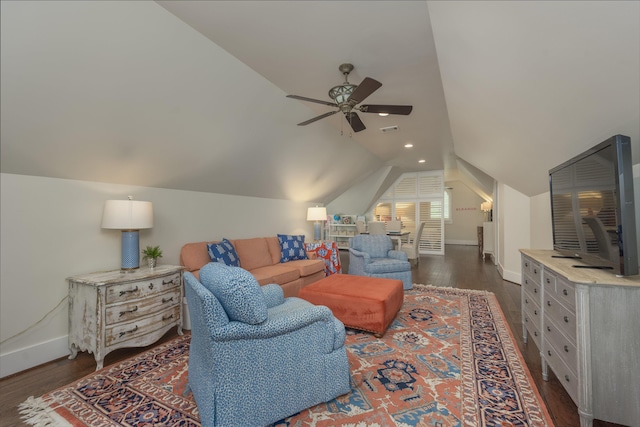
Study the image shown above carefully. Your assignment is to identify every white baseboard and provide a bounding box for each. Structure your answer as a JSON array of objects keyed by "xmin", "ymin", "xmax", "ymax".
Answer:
[
  {"xmin": 498, "ymin": 261, "xmax": 522, "ymax": 284},
  {"xmin": 0, "ymin": 335, "xmax": 69, "ymax": 378},
  {"xmin": 445, "ymin": 239, "xmax": 478, "ymax": 246}
]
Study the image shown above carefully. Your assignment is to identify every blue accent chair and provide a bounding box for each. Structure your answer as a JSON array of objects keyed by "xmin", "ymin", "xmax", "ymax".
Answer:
[
  {"xmin": 348, "ymin": 234, "xmax": 413, "ymax": 290},
  {"xmin": 184, "ymin": 262, "xmax": 351, "ymax": 427}
]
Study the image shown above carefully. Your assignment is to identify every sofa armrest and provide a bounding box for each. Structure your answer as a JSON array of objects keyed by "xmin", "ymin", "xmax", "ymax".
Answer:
[
  {"xmin": 388, "ymin": 250, "xmax": 409, "ymax": 261},
  {"xmin": 261, "ymin": 284, "xmax": 284, "ymax": 308},
  {"xmin": 348, "ymin": 248, "xmax": 371, "ymax": 263},
  {"xmin": 211, "ymin": 304, "xmax": 334, "ymax": 342}
]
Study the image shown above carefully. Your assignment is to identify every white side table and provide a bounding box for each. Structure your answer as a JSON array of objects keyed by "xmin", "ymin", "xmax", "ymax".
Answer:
[{"xmin": 67, "ymin": 265, "xmax": 184, "ymax": 370}]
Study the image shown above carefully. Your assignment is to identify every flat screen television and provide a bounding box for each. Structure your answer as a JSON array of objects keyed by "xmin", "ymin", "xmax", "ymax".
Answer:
[{"xmin": 549, "ymin": 134, "xmax": 638, "ymax": 276}]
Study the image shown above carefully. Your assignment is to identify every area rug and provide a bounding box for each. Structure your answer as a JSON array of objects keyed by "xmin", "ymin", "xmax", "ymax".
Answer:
[{"xmin": 19, "ymin": 285, "xmax": 553, "ymax": 427}]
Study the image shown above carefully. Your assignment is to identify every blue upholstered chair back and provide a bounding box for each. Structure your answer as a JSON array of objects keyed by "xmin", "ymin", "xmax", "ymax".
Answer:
[{"xmin": 350, "ymin": 234, "xmax": 393, "ymax": 258}]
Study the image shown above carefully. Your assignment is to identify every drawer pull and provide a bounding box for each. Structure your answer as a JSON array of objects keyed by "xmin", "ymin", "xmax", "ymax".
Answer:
[
  {"xmin": 162, "ymin": 314, "xmax": 174, "ymax": 321},
  {"xmin": 119, "ymin": 325, "xmax": 138, "ymax": 338},
  {"xmin": 534, "ymin": 331, "xmax": 538, "ymax": 337},
  {"xmin": 163, "ymin": 279, "xmax": 175, "ymax": 286},
  {"xmin": 162, "ymin": 297, "xmax": 174, "ymax": 304},
  {"xmin": 534, "ymin": 310, "xmax": 538, "ymax": 316},
  {"xmin": 525, "ymin": 298, "xmax": 529, "ymax": 304},
  {"xmin": 534, "ymin": 288, "xmax": 538, "ymax": 293},
  {"xmin": 546, "ymin": 278, "xmax": 550, "ymax": 284},
  {"xmin": 525, "ymin": 262, "xmax": 529, "ymax": 268},
  {"xmin": 525, "ymin": 279, "xmax": 529, "ymax": 285},
  {"xmin": 149, "ymin": 283, "xmax": 154, "ymax": 290},
  {"xmin": 564, "ymin": 345, "xmax": 569, "ymax": 353},
  {"xmin": 119, "ymin": 286, "xmax": 139, "ymax": 296},
  {"xmin": 564, "ymin": 316, "xmax": 569, "ymax": 323},
  {"xmin": 547, "ymin": 350, "xmax": 552, "ymax": 356},
  {"xmin": 562, "ymin": 289, "xmax": 568, "ymax": 296},
  {"xmin": 534, "ymin": 268, "xmax": 538, "ymax": 274},
  {"xmin": 564, "ymin": 375, "xmax": 570, "ymax": 383},
  {"xmin": 547, "ymin": 300, "xmax": 552, "ymax": 307},
  {"xmin": 547, "ymin": 326, "xmax": 551, "ymax": 332},
  {"xmin": 119, "ymin": 306, "xmax": 138, "ymax": 317}
]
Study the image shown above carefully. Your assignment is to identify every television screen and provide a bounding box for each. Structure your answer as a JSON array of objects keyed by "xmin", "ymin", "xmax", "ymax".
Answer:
[{"xmin": 549, "ymin": 135, "xmax": 638, "ymax": 276}]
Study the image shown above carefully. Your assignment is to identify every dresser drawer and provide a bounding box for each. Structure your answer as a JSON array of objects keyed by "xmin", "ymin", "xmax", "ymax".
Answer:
[
  {"xmin": 543, "ymin": 318, "xmax": 577, "ymax": 374},
  {"xmin": 523, "ymin": 258, "xmax": 542, "ymax": 283},
  {"xmin": 555, "ymin": 277, "xmax": 576, "ymax": 309},
  {"xmin": 105, "ymin": 288, "xmax": 181, "ymax": 325},
  {"xmin": 544, "ymin": 337, "xmax": 579, "ymax": 404},
  {"xmin": 524, "ymin": 313, "xmax": 542, "ymax": 348},
  {"xmin": 544, "ymin": 294, "xmax": 576, "ymax": 341},
  {"xmin": 523, "ymin": 295, "xmax": 542, "ymax": 331},
  {"xmin": 106, "ymin": 273, "xmax": 181, "ymax": 304},
  {"xmin": 543, "ymin": 268, "xmax": 556, "ymax": 290},
  {"xmin": 106, "ymin": 305, "xmax": 180, "ymax": 347},
  {"xmin": 522, "ymin": 272, "xmax": 542, "ymax": 299}
]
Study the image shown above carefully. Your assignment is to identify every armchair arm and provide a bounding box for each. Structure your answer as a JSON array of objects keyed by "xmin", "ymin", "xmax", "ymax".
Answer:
[
  {"xmin": 211, "ymin": 304, "xmax": 335, "ymax": 342},
  {"xmin": 348, "ymin": 247, "xmax": 370, "ymax": 276},
  {"xmin": 388, "ymin": 250, "xmax": 409, "ymax": 261},
  {"xmin": 261, "ymin": 284, "xmax": 284, "ymax": 308},
  {"xmin": 348, "ymin": 248, "xmax": 371, "ymax": 263}
]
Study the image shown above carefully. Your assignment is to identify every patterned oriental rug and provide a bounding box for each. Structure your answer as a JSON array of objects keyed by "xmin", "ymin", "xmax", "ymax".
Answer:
[{"xmin": 19, "ymin": 285, "xmax": 553, "ymax": 427}]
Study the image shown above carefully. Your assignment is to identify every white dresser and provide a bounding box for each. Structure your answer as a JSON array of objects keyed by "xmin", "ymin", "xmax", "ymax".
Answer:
[
  {"xmin": 68, "ymin": 265, "xmax": 184, "ymax": 370},
  {"xmin": 521, "ymin": 250, "xmax": 640, "ymax": 427}
]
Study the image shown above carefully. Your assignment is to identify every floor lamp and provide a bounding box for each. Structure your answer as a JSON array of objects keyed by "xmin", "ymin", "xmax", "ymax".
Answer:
[
  {"xmin": 307, "ymin": 206, "xmax": 327, "ymax": 241},
  {"xmin": 102, "ymin": 196, "xmax": 153, "ymax": 271}
]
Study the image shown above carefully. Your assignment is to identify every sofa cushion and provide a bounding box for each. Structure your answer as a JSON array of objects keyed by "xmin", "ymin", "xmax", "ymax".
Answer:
[
  {"xmin": 277, "ymin": 234, "xmax": 308, "ymax": 262},
  {"xmin": 180, "ymin": 242, "xmax": 211, "ymax": 273},
  {"xmin": 287, "ymin": 259, "xmax": 325, "ymax": 277},
  {"xmin": 231, "ymin": 238, "xmax": 273, "ymax": 271},
  {"xmin": 251, "ymin": 264, "xmax": 300, "ymax": 286},
  {"xmin": 207, "ymin": 238, "xmax": 241, "ymax": 267},
  {"xmin": 266, "ymin": 237, "xmax": 282, "ymax": 265},
  {"xmin": 199, "ymin": 262, "xmax": 267, "ymax": 325}
]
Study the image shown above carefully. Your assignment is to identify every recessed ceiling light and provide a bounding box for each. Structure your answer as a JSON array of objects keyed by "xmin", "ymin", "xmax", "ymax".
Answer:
[
  {"xmin": 378, "ymin": 113, "xmax": 389, "ymax": 117},
  {"xmin": 418, "ymin": 159, "xmax": 426, "ymax": 163},
  {"xmin": 404, "ymin": 143, "xmax": 413, "ymax": 148}
]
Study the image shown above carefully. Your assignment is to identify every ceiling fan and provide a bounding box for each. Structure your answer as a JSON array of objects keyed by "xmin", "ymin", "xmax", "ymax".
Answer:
[{"xmin": 286, "ymin": 63, "xmax": 413, "ymax": 133}]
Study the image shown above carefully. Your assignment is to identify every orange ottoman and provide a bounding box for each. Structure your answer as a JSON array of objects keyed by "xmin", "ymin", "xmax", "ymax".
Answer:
[{"xmin": 298, "ymin": 274, "xmax": 404, "ymax": 337}]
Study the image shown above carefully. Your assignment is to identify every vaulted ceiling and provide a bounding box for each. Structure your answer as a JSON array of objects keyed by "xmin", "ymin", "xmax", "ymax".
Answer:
[{"xmin": 2, "ymin": 1, "xmax": 638, "ymax": 204}]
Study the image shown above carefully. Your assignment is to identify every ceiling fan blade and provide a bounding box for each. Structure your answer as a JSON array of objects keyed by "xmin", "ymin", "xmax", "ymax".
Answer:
[
  {"xmin": 348, "ymin": 77, "xmax": 382, "ymax": 104},
  {"xmin": 360, "ymin": 104, "xmax": 413, "ymax": 115},
  {"xmin": 345, "ymin": 112, "xmax": 366, "ymax": 132},
  {"xmin": 297, "ymin": 110, "xmax": 339, "ymax": 126},
  {"xmin": 287, "ymin": 94, "xmax": 337, "ymax": 107}
]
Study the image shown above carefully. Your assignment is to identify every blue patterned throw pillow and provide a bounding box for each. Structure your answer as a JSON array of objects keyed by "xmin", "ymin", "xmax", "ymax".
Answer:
[
  {"xmin": 277, "ymin": 234, "xmax": 308, "ymax": 263},
  {"xmin": 207, "ymin": 238, "xmax": 240, "ymax": 267}
]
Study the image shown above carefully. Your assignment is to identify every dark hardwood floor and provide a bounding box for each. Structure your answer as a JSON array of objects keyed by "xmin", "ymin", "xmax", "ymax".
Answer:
[{"xmin": 0, "ymin": 245, "xmax": 621, "ymax": 426}]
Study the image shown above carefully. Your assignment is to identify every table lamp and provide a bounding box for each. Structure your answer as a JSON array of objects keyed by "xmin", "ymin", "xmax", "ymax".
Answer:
[
  {"xmin": 307, "ymin": 206, "xmax": 327, "ymax": 241},
  {"xmin": 102, "ymin": 196, "xmax": 153, "ymax": 271}
]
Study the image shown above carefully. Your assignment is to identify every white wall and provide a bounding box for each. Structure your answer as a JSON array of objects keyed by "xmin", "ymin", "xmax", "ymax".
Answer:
[
  {"xmin": 0, "ymin": 173, "xmax": 317, "ymax": 377},
  {"xmin": 530, "ymin": 192, "xmax": 553, "ymax": 250},
  {"xmin": 497, "ymin": 183, "xmax": 531, "ymax": 283},
  {"xmin": 445, "ymin": 180, "xmax": 486, "ymax": 245}
]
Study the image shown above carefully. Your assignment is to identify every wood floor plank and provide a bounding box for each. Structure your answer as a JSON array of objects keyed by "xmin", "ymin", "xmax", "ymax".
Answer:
[{"xmin": 0, "ymin": 245, "xmax": 622, "ymax": 426}]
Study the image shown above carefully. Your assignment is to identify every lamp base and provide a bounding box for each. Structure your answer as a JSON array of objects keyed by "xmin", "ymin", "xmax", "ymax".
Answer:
[
  {"xmin": 121, "ymin": 230, "xmax": 140, "ymax": 270},
  {"xmin": 314, "ymin": 221, "xmax": 322, "ymax": 241}
]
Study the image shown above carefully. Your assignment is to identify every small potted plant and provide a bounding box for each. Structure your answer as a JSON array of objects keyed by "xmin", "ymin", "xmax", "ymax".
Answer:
[{"xmin": 142, "ymin": 245, "xmax": 163, "ymax": 269}]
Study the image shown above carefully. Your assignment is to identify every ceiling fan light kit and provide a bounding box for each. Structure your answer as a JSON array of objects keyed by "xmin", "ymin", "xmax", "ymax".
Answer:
[{"xmin": 287, "ymin": 63, "xmax": 413, "ymax": 133}]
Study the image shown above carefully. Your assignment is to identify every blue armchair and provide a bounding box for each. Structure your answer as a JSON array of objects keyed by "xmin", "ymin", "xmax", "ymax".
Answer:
[
  {"xmin": 348, "ymin": 234, "xmax": 413, "ymax": 290},
  {"xmin": 184, "ymin": 262, "xmax": 351, "ymax": 427}
]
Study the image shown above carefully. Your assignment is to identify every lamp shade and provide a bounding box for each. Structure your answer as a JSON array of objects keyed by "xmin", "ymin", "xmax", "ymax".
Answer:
[
  {"xmin": 102, "ymin": 200, "xmax": 153, "ymax": 230},
  {"xmin": 307, "ymin": 206, "xmax": 327, "ymax": 221}
]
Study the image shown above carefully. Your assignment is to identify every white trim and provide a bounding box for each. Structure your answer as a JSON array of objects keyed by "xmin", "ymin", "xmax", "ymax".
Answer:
[
  {"xmin": 498, "ymin": 261, "xmax": 522, "ymax": 284},
  {"xmin": 0, "ymin": 335, "xmax": 69, "ymax": 378},
  {"xmin": 445, "ymin": 239, "xmax": 478, "ymax": 246}
]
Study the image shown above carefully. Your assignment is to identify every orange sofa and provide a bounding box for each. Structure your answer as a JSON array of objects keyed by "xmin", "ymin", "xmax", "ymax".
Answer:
[{"xmin": 180, "ymin": 237, "xmax": 326, "ymax": 297}]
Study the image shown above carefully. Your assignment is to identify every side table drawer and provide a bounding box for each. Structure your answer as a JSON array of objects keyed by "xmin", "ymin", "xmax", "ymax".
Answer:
[
  {"xmin": 106, "ymin": 273, "xmax": 181, "ymax": 304},
  {"xmin": 106, "ymin": 305, "xmax": 180, "ymax": 347},
  {"xmin": 105, "ymin": 288, "xmax": 181, "ymax": 325}
]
